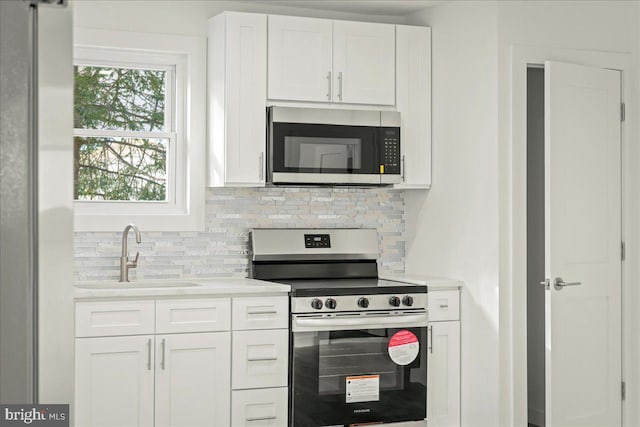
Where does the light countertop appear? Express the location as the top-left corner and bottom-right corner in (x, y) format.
(74, 277), (290, 300)
(379, 274), (462, 291)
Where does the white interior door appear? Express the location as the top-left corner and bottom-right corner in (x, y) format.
(544, 60), (622, 427)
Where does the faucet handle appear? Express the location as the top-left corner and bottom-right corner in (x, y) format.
(128, 251), (140, 267)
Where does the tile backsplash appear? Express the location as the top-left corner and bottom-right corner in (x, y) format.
(74, 187), (406, 281)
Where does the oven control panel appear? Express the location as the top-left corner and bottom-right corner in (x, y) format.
(292, 293), (428, 314)
(304, 234), (331, 248)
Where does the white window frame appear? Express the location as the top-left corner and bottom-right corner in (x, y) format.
(73, 28), (205, 232)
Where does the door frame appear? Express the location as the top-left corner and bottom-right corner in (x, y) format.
(500, 45), (636, 426)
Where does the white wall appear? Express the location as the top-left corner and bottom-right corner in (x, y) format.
(406, 1), (639, 426)
(405, 3), (500, 426)
(71, 0), (404, 36)
(495, 1), (639, 425)
(38, 3), (74, 416)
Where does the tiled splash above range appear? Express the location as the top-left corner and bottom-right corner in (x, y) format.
(74, 187), (406, 281)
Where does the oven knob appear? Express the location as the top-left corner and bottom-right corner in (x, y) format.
(357, 297), (370, 308)
(402, 295), (414, 307)
(325, 298), (337, 310)
(311, 298), (323, 310)
(389, 296), (401, 307)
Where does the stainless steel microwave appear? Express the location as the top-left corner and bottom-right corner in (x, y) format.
(267, 106), (401, 185)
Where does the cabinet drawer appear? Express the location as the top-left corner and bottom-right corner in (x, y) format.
(232, 388), (288, 427)
(232, 329), (288, 389)
(232, 296), (288, 330)
(156, 298), (231, 333)
(76, 300), (155, 337)
(428, 290), (460, 322)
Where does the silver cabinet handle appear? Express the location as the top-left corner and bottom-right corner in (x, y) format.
(439, 304), (449, 309)
(247, 356), (278, 362)
(326, 71), (332, 100)
(161, 338), (166, 370)
(247, 416), (277, 422)
(258, 152), (264, 181)
(553, 277), (582, 291)
(247, 310), (278, 315)
(401, 155), (406, 182)
(337, 72), (343, 101)
(146, 338), (152, 371)
(428, 325), (433, 354)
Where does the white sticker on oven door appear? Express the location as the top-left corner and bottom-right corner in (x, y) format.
(388, 330), (419, 365)
(346, 375), (380, 403)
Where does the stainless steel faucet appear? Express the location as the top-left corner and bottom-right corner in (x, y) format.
(119, 224), (141, 282)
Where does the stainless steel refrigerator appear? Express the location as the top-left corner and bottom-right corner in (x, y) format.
(0, 0), (68, 404)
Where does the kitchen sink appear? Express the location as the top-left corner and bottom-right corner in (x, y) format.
(75, 281), (202, 289)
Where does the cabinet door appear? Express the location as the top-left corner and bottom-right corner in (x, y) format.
(232, 329), (289, 390)
(232, 388), (288, 427)
(75, 336), (154, 427)
(209, 12), (267, 187)
(155, 332), (231, 427)
(333, 21), (395, 105)
(428, 321), (461, 427)
(268, 15), (333, 102)
(395, 25), (431, 189)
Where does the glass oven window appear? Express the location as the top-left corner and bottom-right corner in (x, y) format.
(318, 330), (401, 395)
(284, 137), (362, 170)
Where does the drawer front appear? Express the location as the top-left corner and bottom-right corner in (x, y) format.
(428, 290), (460, 322)
(156, 298), (231, 333)
(232, 388), (288, 427)
(232, 296), (288, 330)
(76, 300), (155, 338)
(232, 329), (288, 389)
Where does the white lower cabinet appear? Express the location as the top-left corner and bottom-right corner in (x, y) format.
(427, 289), (461, 427)
(76, 295), (289, 427)
(155, 332), (231, 427)
(428, 321), (460, 427)
(76, 335), (155, 427)
(230, 297), (289, 427)
(75, 298), (233, 427)
(231, 388), (288, 427)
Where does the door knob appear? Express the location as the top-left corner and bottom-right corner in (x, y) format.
(553, 277), (582, 291)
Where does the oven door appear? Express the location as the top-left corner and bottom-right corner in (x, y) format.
(291, 310), (428, 426)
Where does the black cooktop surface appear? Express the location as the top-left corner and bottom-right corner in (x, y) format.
(276, 278), (428, 297)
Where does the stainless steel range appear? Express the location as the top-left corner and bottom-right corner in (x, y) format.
(249, 228), (428, 427)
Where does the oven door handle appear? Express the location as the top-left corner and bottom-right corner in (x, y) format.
(292, 311), (428, 332)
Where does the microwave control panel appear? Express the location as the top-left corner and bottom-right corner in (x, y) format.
(381, 127), (401, 174)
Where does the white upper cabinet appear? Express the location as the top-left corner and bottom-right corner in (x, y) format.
(268, 15), (333, 102)
(395, 25), (431, 189)
(208, 12), (267, 187)
(267, 15), (396, 106)
(333, 21), (395, 105)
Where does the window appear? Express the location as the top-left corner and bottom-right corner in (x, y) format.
(73, 29), (205, 231)
(74, 63), (173, 202)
